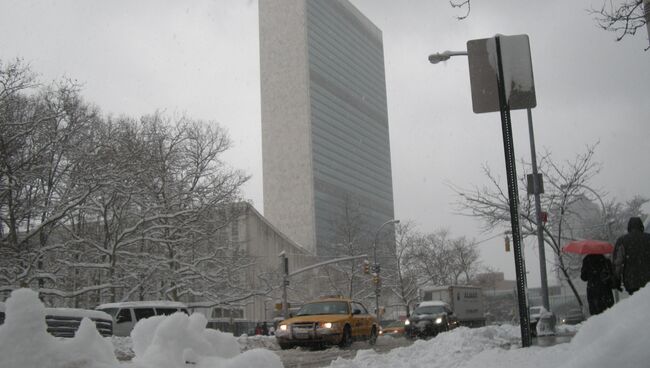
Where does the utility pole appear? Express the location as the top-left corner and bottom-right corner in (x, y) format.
(373, 219), (399, 322)
(279, 251), (289, 319)
(527, 108), (550, 312)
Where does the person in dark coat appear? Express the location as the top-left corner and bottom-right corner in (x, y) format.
(614, 217), (650, 295)
(581, 254), (614, 315)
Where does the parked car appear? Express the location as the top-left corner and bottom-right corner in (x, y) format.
(561, 309), (585, 325)
(404, 301), (458, 339)
(0, 301), (113, 337)
(379, 320), (405, 337)
(275, 296), (378, 349)
(96, 301), (189, 336)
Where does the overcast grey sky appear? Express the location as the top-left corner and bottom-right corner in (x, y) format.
(1, 0), (648, 285)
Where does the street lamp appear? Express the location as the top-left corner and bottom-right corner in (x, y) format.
(373, 219), (399, 321)
(560, 183), (613, 241)
(428, 50), (468, 64)
(427, 48), (551, 311)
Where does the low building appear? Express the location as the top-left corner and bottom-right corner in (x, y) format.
(188, 203), (320, 332)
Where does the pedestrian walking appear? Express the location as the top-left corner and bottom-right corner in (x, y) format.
(614, 217), (650, 295)
(262, 322), (269, 336)
(580, 254), (614, 315)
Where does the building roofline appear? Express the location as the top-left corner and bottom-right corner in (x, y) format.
(241, 202), (314, 256)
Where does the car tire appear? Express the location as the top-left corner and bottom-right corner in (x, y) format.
(279, 342), (294, 350)
(339, 325), (352, 348)
(368, 326), (378, 346)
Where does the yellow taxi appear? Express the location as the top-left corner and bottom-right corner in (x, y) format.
(275, 296), (378, 349)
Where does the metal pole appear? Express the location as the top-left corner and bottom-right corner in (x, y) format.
(373, 233), (379, 320)
(495, 36), (531, 347)
(527, 108), (550, 311)
(373, 219), (399, 321)
(280, 252), (289, 319)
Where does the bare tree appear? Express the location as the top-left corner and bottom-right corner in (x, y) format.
(452, 144), (647, 307)
(451, 1), (650, 48)
(384, 222), (420, 317)
(1, 60), (255, 307)
(590, 0), (649, 48)
(322, 195), (371, 300)
(0, 59), (104, 296)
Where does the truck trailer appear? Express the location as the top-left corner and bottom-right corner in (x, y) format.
(419, 285), (486, 327)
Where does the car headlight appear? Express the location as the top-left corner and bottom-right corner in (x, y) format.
(404, 319), (410, 326)
(279, 324), (288, 331)
(322, 322), (333, 329)
(435, 317), (443, 324)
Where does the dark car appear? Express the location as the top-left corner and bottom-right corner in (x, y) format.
(561, 309), (585, 325)
(404, 301), (457, 339)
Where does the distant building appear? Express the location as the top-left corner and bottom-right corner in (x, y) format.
(259, 0), (395, 257)
(190, 203), (319, 332)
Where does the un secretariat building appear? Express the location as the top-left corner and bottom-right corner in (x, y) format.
(259, 0), (395, 258)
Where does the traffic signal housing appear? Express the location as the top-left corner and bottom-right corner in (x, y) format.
(372, 275), (380, 286)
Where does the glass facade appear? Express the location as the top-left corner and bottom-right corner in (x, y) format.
(306, 0), (394, 256)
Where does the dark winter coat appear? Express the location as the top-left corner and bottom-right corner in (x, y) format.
(581, 254), (614, 315)
(614, 217), (650, 294)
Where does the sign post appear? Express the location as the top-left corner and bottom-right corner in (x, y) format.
(466, 34), (536, 347)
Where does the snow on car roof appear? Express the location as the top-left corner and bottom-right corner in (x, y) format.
(418, 301), (449, 307)
(45, 307), (112, 320)
(95, 300), (188, 309)
(1, 301), (110, 320)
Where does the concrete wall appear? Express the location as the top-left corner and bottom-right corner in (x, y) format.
(239, 204), (319, 322)
(259, 0), (317, 254)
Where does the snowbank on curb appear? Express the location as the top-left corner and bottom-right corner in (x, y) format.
(0, 288), (283, 368)
(0, 288), (118, 368)
(331, 285), (650, 368)
(237, 334), (280, 351)
(132, 312), (242, 367)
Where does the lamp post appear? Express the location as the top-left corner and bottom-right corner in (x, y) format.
(560, 183), (617, 302)
(373, 219), (399, 321)
(428, 48), (550, 311)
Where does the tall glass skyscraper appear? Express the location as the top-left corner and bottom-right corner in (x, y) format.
(259, 0), (394, 257)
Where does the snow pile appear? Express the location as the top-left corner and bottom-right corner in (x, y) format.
(331, 285), (650, 368)
(331, 324), (522, 368)
(237, 334), (280, 351)
(0, 288), (118, 368)
(0, 288), (282, 368)
(129, 310), (282, 368)
(109, 336), (135, 361)
(556, 285), (650, 368)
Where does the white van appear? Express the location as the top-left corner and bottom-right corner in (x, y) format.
(96, 301), (189, 336)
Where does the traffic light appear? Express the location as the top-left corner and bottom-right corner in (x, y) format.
(363, 260), (370, 274)
(505, 234), (511, 252)
(372, 275), (380, 285)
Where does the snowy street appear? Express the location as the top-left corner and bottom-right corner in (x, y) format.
(3, 286), (650, 368)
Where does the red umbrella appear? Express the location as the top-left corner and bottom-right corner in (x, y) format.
(562, 239), (614, 255)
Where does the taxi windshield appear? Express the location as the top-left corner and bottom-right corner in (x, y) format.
(296, 301), (349, 316)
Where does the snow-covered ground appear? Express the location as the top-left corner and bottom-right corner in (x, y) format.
(1, 286), (649, 368)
